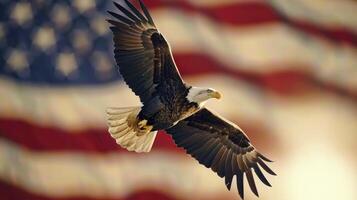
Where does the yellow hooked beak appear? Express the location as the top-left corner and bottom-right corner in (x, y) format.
(210, 91), (222, 99)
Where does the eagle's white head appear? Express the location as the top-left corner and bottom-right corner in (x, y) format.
(186, 87), (222, 107)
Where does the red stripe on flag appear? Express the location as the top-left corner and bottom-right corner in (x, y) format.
(141, 0), (357, 46)
(0, 117), (277, 153)
(0, 180), (178, 200)
(0, 119), (179, 153)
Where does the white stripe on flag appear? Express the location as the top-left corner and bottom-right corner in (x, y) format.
(0, 75), (267, 129)
(270, 0), (357, 32)
(0, 76), (139, 130)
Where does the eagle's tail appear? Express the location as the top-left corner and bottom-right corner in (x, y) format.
(106, 107), (157, 153)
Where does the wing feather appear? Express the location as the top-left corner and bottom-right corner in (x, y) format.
(217, 149), (229, 177)
(113, 2), (141, 23)
(167, 108), (276, 199)
(211, 147), (226, 177)
(236, 171), (244, 199)
(224, 149), (234, 190)
(205, 144), (223, 167)
(108, 11), (134, 25)
(194, 138), (218, 161)
(124, 0), (148, 22)
(138, 0), (155, 25)
(253, 165), (272, 187)
(108, 0), (185, 104)
(258, 158), (276, 176)
(245, 168), (259, 197)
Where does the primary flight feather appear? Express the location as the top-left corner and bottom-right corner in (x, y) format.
(106, 0), (276, 198)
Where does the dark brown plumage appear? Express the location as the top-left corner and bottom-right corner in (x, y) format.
(167, 108), (276, 198)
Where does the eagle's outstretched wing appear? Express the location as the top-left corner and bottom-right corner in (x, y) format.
(108, 0), (185, 104)
(167, 108), (276, 199)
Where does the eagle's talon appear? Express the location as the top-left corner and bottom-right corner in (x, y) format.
(138, 120), (148, 128)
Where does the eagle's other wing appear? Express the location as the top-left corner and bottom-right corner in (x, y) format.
(108, 0), (185, 104)
(167, 108), (276, 199)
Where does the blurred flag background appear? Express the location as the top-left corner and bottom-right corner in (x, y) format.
(0, 0), (357, 200)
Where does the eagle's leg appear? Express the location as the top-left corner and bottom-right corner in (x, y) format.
(137, 119), (153, 136)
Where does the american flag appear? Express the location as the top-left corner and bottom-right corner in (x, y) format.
(1, 0), (357, 200)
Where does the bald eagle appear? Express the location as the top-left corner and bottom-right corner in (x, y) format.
(106, 0), (276, 198)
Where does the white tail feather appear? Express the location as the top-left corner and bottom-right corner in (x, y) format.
(106, 107), (157, 153)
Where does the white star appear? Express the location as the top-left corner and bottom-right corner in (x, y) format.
(11, 2), (33, 25)
(92, 51), (113, 78)
(73, 0), (95, 13)
(90, 15), (109, 36)
(56, 52), (78, 77)
(6, 49), (29, 74)
(33, 26), (56, 51)
(72, 30), (92, 54)
(51, 4), (70, 29)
